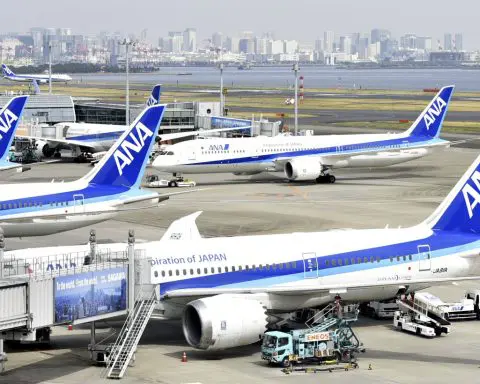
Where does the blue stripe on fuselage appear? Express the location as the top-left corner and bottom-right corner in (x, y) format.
(158, 230), (478, 295)
(184, 136), (445, 166)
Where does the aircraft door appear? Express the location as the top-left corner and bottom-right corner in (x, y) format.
(73, 194), (85, 213)
(302, 252), (318, 279)
(188, 147), (196, 161)
(417, 244), (431, 271)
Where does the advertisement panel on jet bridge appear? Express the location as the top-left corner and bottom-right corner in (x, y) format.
(53, 267), (127, 324)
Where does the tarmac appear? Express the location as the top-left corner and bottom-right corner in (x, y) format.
(1, 146), (480, 383)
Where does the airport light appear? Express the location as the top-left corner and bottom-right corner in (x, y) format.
(120, 38), (136, 126)
(219, 62), (224, 116)
(293, 62), (299, 136)
(48, 42), (52, 94)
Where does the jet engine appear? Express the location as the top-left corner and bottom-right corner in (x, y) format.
(34, 140), (55, 158)
(182, 295), (267, 350)
(284, 158), (322, 181)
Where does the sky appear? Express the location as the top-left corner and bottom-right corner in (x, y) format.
(2, 0), (478, 49)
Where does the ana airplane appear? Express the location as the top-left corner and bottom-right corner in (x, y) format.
(153, 86), (455, 184)
(0, 95), (33, 176)
(2, 64), (72, 84)
(8, 152), (480, 351)
(0, 103), (180, 238)
(29, 85), (163, 159)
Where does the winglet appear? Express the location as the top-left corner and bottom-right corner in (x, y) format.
(424, 154), (480, 233)
(82, 104), (166, 187)
(146, 84), (161, 106)
(0, 96), (29, 162)
(160, 211), (203, 242)
(405, 85), (454, 139)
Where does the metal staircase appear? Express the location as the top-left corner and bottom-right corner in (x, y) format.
(105, 287), (157, 379)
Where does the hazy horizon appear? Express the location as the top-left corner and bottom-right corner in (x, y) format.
(2, 0), (478, 49)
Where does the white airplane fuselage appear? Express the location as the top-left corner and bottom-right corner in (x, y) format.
(153, 132), (445, 175)
(4, 73), (72, 83)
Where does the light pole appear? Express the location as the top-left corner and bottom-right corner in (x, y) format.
(48, 42), (52, 94)
(120, 38), (135, 126)
(293, 62), (299, 136)
(219, 62), (224, 116)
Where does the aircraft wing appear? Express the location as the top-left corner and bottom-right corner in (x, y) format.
(16, 135), (98, 151)
(161, 274), (480, 299)
(158, 126), (252, 142)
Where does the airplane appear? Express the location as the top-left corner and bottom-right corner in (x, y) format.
(2, 63), (72, 85)
(0, 95), (33, 176)
(7, 152), (480, 351)
(0, 103), (185, 238)
(152, 86), (455, 184)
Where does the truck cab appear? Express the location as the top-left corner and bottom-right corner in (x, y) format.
(261, 331), (293, 367)
(465, 290), (480, 319)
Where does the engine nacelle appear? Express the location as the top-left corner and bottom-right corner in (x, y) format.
(284, 158), (322, 181)
(34, 140), (55, 158)
(182, 295), (267, 350)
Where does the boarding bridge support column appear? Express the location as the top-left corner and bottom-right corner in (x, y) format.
(128, 230), (135, 315)
(0, 229), (4, 279)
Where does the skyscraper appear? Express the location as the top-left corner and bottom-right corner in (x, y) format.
(183, 28), (196, 52)
(340, 36), (352, 54)
(324, 31), (334, 53)
(454, 33), (463, 51)
(444, 33), (452, 51)
(212, 32), (223, 49)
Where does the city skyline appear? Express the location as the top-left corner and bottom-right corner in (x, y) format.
(1, 0), (477, 50)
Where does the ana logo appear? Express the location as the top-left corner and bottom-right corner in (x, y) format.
(146, 95), (158, 106)
(113, 121), (153, 175)
(423, 96), (447, 130)
(2, 65), (13, 76)
(462, 170), (480, 219)
(209, 144), (229, 151)
(0, 109), (18, 139)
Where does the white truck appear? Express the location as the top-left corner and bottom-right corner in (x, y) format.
(393, 311), (450, 338)
(360, 299), (399, 319)
(464, 290), (480, 319)
(414, 292), (476, 321)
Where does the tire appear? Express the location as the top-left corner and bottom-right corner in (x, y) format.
(168, 181), (178, 188)
(282, 357), (291, 368)
(328, 175), (336, 183)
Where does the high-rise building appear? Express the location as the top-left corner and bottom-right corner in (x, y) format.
(168, 31), (183, 53)
(324, 31), (334, 52)
(314, 39), (323, 52)
(267, 40), (284, 55)
(400, 34), (417, 50)
(183, 28), (196, 52)
(454, 33), (463, 51)
(283, 40), (298, 54)
(417, 37), (432, 51)
(255, 37), (268, 54)
(444, 33), (452, 51)
(358, 37), (369, 59)
(226, 36), (240, 53)
(239, 38), (254, 54)
(30, 27), (45, 61)
(371, 29), (390, 44)
(340, 36), (352, 54)
(212, 32), (223, 49)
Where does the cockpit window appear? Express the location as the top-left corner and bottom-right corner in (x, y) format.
(166, 151), (174, 155)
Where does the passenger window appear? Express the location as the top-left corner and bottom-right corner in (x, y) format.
(409, 255), (412, 261)
(351, 258), (355, 265)
(161, 271), (165, 277)
(357, 257), (362, 264)
(272, 264), (276, 270)
(225, 266), (229, 272)
(376, 256), (380, 263)
(259, 264), (263, 270)
(204, 268), (208, 274)
(403, 256), (406, 261)
(238, 266), (243, 271)
(168, 270), (172, 276)
(338, 259), (343, 266)
(370, 257), (374, 263)
(190, 269), (194, 275)
(245, 265), (249, 270)
(232, 266), (236, 272)
(176, 270), (180, 276)
(291, 261), (296, 269)
(197, 268), (201, 274)
(363, 257), (369, 264)
(218, 267), (222, 273)
(332, 259), (337, 266)
(397, 256), (401, 262)
(266, 264), (270, 271)
(345, 258), (350, 265)
(279, 263), (283, 269)
(211, 267), (215, 273)
(183, 269), (187, 276)
(325, 260), (330, 266)
(252, 264), (256, 270)
(390, 257), (393, 263)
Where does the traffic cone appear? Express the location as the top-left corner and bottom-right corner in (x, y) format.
(181, 351), (187, 363)
(67, 324), (73, 331)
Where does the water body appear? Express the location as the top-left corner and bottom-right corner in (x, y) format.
(72, 66), (480, 91)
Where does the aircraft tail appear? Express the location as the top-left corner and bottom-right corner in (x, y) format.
(405, 85), (454, 139)
(2, 64), (15, 77)
(146, 84), (161, 106)
(0, 96), (29, 162)
(82, 104), (166, 188)
(424, 155), (480, 234)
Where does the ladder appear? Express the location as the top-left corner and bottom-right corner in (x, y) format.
(396, 299), (451, 327)
(105, 287), (157, 379)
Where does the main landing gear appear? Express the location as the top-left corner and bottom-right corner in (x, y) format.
(316, 174), (336, 184)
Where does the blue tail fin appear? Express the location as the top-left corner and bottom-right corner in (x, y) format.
(146, 84), (161, 106)
(405, 85), (454, 139)
(425, 155), (480, 233)
(2, 64), (15, 77)
(82, 104), (166, 187)
(0, 96), (29, 162)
